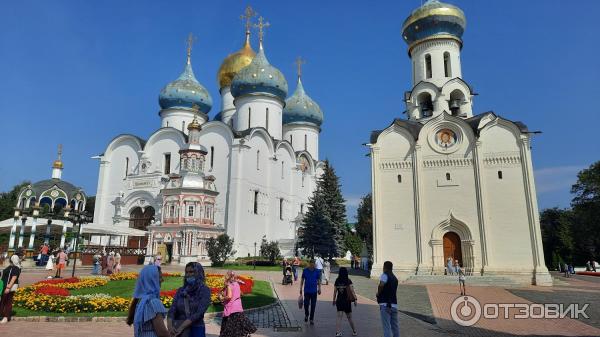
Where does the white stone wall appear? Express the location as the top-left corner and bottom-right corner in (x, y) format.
(233, 96), (284, 140)
(159, 108), (208, 133)
(411, 39), (462, 87)
(283, 124), (320, 160)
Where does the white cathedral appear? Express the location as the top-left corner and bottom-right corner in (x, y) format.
(369, 1), (552, 285)
(91, 11), (324, 262)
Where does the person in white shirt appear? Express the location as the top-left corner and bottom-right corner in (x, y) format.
(315, 255), (324, 284)
(457, 265), (466, 296)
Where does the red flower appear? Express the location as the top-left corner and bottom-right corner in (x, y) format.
(35, 286), (71, 296)
(160, 289), (177, 297)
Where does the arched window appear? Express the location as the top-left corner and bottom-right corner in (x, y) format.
(166, 121), (169, 127)
(397, 175), (402, 183)
(498, 171), (503, 180)
(253, 191), (259, 214)
(446, 173), (451, 181)
(164, 153), (171, 174)
(444, 52), (452, 77)
(279, 198), (284, 220)
(412, 60), (416, 83)
(290, 134), (293, 144)
(210, 146), (215, 170)
(417, 92), (433, 117)
(304, 134), (307, 151)
(256, 150), (260, 171)
(248, 107), (252, 129)
(129, 206), (155, 231)
(265, 107), (269, 131)
(182, 121), (185, 131)
(281, 161), (284, 179)
(449, 89), (465, 116)
(425, 54), (432, 79)
(125, 157), (129, 179)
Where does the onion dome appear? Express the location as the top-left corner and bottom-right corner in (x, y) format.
(187, 115), (202, 131)
(159, 55), (212, 114)
(283, 77), (323, 127)
(230, 42), (288, 101)
(217, 32), (256, 89)
(402, 0), (466, 50)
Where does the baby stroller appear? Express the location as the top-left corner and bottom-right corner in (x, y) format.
(282, 265), (293, 285)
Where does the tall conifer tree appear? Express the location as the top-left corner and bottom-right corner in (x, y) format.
(320, 160), (347, 256)
(297, 185), (336, 258)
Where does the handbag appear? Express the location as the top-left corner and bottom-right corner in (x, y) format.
(297, 295), (303, 309)
(172, 295), (191, 337)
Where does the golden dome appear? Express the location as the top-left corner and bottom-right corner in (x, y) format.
(217, 34), (256, 89)
(52, 159), (63, 169)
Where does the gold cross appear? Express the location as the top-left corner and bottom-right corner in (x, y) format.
(186, 33), (196, 61)
(295, 56), (306, 78)
(240, 5), (256, 33)
(253, 16), (270, 42)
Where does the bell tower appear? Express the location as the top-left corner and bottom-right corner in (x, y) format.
(402, 0), (474, 120)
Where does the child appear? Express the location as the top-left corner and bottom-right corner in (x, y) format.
(45, 251), (55, 279)
(457, 264), (466, 295)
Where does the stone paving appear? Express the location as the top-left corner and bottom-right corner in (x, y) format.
(6, 265), (600, 336)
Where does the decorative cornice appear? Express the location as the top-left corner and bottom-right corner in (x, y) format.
(483, 152), (522, 167)
(380, 160), (413, 170)
(423, 157), (473, 168)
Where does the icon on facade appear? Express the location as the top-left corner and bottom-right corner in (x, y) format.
(436, 128), (457, 149)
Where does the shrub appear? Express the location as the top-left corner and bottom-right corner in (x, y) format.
(206, 234), (237, 267)
(259, 238), (281, 264)
(245, 260), (277, 266)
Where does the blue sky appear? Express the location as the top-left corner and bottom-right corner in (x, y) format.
(0, 0), (598, 219)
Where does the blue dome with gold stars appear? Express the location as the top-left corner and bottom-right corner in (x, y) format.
(231, 44), (288, 101)
(159, 59), (212, 114)
(402, 0), (466, 51)
(283, 78), (323, 127)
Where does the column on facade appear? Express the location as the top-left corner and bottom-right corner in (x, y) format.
(44, 219), (52, 245)
(412, 144), (427, 274)
(28, 216), (38, 249)
(370, 146), (382, 269)
(473, 141), (490, 273)
(9, 217), (18, 249)
(17, 218), (26, 248)
(59, 219), (68, 248)
(430, 239), (443, 274)
(461, 239), (475, 275)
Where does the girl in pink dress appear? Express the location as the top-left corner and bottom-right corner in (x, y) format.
(219, 271), (256, 337)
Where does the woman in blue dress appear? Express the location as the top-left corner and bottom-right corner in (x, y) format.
(127, 265), (170, 337)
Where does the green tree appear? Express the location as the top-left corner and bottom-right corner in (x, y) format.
(344, 233), (363, 257)
(206, 233), (236, 267)
(298, 185), (337, 258)
(320, 160), (347, 256)
(259, 236), (281, 264)
(540, 208), (573, 269)
(0, 181), (30, 220)
(355, 193), (373, 257)
(570, 161), (600, 262)
(85, 196), (95, 220)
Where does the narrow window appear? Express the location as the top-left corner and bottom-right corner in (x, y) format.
(125, 157), (129, 178)
(279, 198), (284, 220)
(425, 54), (432, 79)
(446, 173), (451, 181)
(397, 174), (402, 183)
(498, 171), (503, 179)
(166, 121), (169, 127)
(412, 60), (416, 83)
(256, 150), (260, 170)
(164, 153), (171, 174)
(210, 146), (214, 170)
(281, 161), (284, 179)
(302, 174), (305, 187)
(248, 107), (251, 129)
(304, 134), (307, 151)
(188, 205), (194, 217)
(444, 52), (452, 77)
(290, 134), (293, 144)
(182, 121), (185, 131)
(265, 107), (269, 131)
(300, 203), (305, 214)
(253, 191), (259, 214)
(169, 205), (175, 218)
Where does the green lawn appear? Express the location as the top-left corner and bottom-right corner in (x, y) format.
(15, 278), (275, 317)
(211, 264), (283, 271)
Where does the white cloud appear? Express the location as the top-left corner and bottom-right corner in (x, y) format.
(344, 196), (363, 208)
(534, 165), (584, 194)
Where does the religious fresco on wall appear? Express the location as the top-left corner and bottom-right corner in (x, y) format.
(435, 128), (457, 149)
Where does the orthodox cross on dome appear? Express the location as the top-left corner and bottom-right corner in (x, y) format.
(56, 144), (63, 161)
(186, 32), (196, 64)
(295, 56), (306, 79)
(253, 16), (270, 44)
(240, 5), (256, 34)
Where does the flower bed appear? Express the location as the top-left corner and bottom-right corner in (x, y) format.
(109, 271), (183, 281)
(15, 273), (254, 314)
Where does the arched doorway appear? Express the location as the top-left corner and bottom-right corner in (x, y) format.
(443, 231), (462, 266)
(129, 206), (154, 248)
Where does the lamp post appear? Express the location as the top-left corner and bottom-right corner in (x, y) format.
(64, 209), (92, 278)
(254, 242), (257, 270)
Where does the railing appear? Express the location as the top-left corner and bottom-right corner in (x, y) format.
(79, 245), (147, 256)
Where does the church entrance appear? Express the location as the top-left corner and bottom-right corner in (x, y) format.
(443, 231), (462, 266)
(129, 206), (154, 248)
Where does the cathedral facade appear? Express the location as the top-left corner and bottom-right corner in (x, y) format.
(369, 1), (551, 285)
(91, 11), (324, 261)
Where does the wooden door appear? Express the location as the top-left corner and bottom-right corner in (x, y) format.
(443, 231), (462, 266)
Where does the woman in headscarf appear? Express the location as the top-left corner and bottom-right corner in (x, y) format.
(219, 270), (257, 337)
(167, 262), (211, 337)
(106, 251), (115, 275)
(126, 265), (169, 337)
(0, 255), (22, 324)
(114, 252), (122, 273)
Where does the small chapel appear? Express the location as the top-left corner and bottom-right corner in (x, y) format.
(369, 0), (552, 285)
